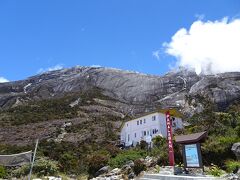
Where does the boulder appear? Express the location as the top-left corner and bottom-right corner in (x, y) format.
(128, 172), (135, 179)
(95, 166), (110, 176)
(231, 143), (240, 160)
(125, 160), (134, 167)
(110, 168), (121, 175)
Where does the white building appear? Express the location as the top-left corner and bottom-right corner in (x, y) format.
(120, 109), (183, 147)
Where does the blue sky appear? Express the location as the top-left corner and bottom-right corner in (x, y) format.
(0, 0), (239, 81)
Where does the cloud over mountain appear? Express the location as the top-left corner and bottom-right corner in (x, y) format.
(0, 77), (9, 83)
(163, 18), (240, 74)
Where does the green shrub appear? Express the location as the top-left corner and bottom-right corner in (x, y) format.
(225, 160), (240, 173)
(59, 153), (78, 173)
(207, 164), (224, 177)
(133, 159), (146, 176)
(105, 144), (120, 158)
(87, 154), (109, 177)
(152, 136), (167, 147)
(139, 140), (148, 150)
(109, 149), (146, 168)
(156, 151), (169, 166)
(34, 157), (59, 177)
(12, 164), (30, 178)
(0, 165), (7, 178)
(12, 157), (59, 178)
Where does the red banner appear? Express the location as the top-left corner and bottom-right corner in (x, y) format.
(166, 111), (175, 166)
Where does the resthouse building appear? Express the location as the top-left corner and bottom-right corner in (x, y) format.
(120, 109), (183, 147)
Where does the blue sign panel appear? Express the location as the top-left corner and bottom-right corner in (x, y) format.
(185, 144), (200, 167)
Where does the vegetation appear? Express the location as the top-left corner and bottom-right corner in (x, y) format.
(11, 157), (59, 178)
(0, 88), (112, 126)
(0, 90), (239, 177)
(185, 97), (240, 168)
(87, 154), (109, 177)
(133, 159), (146, 175)
(207, 164), (224, 177)
(225, 160), (240, 173)
(109, 149), (146, 168)
(0, 165), (7, 179)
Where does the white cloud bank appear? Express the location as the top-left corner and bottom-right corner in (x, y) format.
(38, 64), (64, 74)
(163, 17), (240, 74)
(0, 77), (9, 83)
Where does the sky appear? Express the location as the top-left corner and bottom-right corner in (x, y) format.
(0, 0), (240, 82)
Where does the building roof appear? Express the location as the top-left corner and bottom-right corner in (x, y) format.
(121, 108), (184, 129)
(175, 131), (207, 144)
(132, 108), (183, 120)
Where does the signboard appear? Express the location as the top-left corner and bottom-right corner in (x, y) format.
(185, 144), (200, 167)
(165, 111), (175, 166)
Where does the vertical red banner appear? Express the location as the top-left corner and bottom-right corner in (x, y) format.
(166, 111), (175, 166)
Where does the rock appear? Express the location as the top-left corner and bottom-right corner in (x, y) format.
(96, 166), (110, 176)
(110, 168), (121, 175)
(144, 156), (157, 167)
(231, 143), (240, 160)
(128, 172), (135, 179)
(125, 160), (134, 167)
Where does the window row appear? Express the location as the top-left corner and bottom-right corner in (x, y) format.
(130, 128), (159, 140)
(137, 119), (146, 125)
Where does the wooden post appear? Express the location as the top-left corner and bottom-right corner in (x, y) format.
(28, 139), (39, 180)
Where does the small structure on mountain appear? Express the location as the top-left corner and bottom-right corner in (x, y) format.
(175, 131), (207, 171)
(120, 109), (183, 147)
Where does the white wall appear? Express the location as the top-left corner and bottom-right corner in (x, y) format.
(120, 112), (183, 147)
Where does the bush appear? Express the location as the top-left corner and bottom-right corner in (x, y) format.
(87, 154), (109, 177)
(207, 164), (224, 177)
(225, 160), (240, 173)
(12, 164), (30, 178)
(133, 159), (146, 176)
(33, 157), (59, 177)
(105, 144), (120, 158)
(152, 136), (166, 147)
(109, 149), (146, 168)
(12, 157), (59, 178)
(0, 165), (7, 178)
(59, 153), (78, 173)
(139, 140), (148, 150)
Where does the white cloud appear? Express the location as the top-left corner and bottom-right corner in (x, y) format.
(38, 64), (64, 74)
(163, 17), (240, 74)
(90, 65), (102, 68)
(152, 50), (160, 60)
(0, 77), (9, 83)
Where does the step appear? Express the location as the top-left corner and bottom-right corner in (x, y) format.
(140, 174), (221, 180)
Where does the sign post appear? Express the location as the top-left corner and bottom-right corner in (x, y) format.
(175, 131), (207, 173)
(166, 111), (175, 166)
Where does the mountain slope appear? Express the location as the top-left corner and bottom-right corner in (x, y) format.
(0, 66), (240, 146)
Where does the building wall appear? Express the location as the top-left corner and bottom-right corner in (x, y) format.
(120, 112), (183, 147)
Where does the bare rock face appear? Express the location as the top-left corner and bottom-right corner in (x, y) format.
(0, 66), (240, 114)
(232, 142), (240, 160)
(0, 66), (240, 146)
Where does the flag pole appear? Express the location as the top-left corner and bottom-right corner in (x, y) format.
(28, 139), (39, 180)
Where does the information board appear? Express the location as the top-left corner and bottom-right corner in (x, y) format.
(185, 144), (200, 167)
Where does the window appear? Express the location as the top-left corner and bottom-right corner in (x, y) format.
(140, 120), (142, 124)
(134, 133), (137, 138)
(144, 131), (146, 136)
(152, 129), (158, 134)
(144, 119), (146, 123)
(127, 123), (128, 127)
(137, 121), (139, 125)
(152, 116), (156, 121)
(128, 134), (130, 142)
